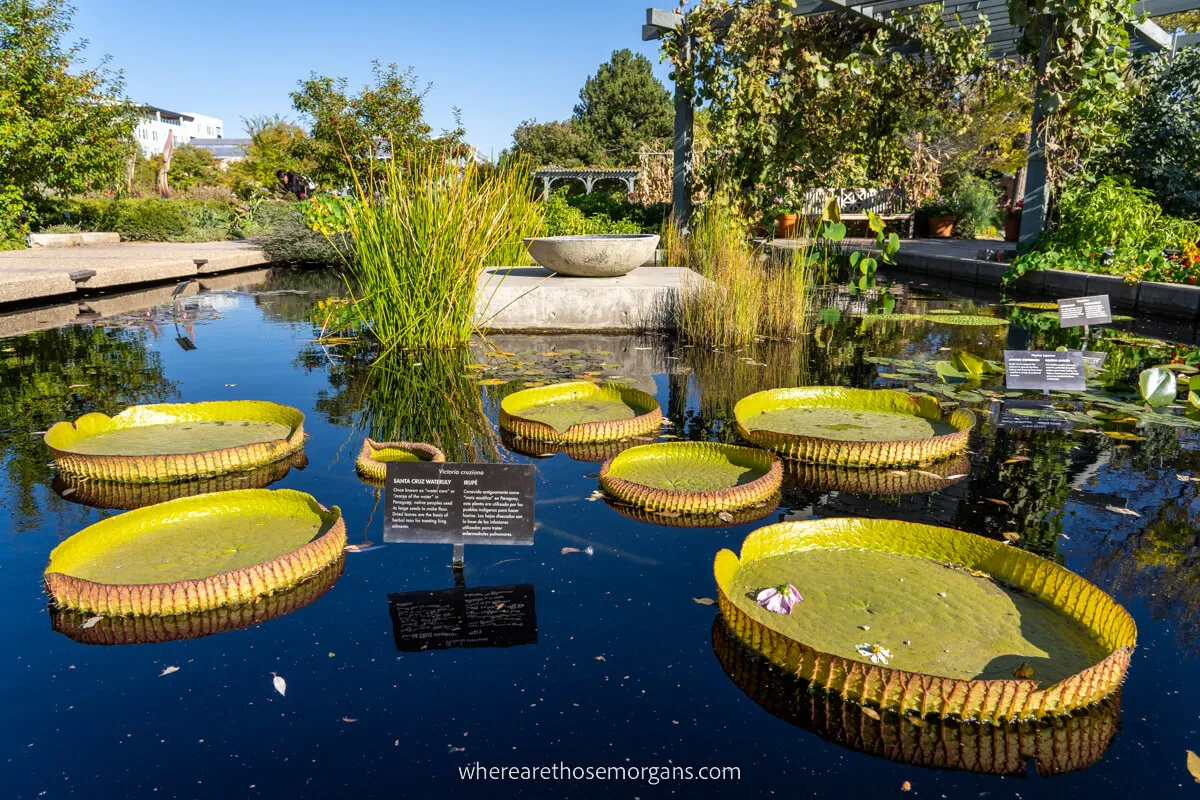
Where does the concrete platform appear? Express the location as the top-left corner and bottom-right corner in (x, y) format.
(475, 266), (705, 332)
(0, 240), (267, 305)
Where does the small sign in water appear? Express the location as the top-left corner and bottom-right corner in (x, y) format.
(1057, 295), (1112, 328)
(388, 584), (538, 652)
(996, 400), (1078, 431)
(1004, 350), (1087, 392)
(384, 462), (535, 546)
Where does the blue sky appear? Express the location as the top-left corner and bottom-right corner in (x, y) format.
(72, 0), (674, 157)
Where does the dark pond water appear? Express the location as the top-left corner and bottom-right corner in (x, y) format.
(3, 268), (1200, 799)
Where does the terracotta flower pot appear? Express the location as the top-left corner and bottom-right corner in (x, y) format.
(775, 213), (800, 239)
(928, 216), (956, 238)
(1004, 214), (1021, 242)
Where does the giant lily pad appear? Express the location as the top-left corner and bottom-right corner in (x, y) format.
(714, 519), (1136, 722)
(735, 388), (974, 466)
(784, 454), (971, 496)
(500, 381), (662, 444)
(45, 401), (306, 484)
(355, 439), (445, 484)
(50, 558), (344, 645)
(52, 451), (309, 511)
(599, 442), (782, 515)
(44, 489), (346, 616)
(711, 617), (1119, 777)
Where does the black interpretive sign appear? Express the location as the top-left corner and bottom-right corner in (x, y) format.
(388, 584), (538, 652)
(1004, 350), (1087, 392)
(996, 400), (1077, 432)
(384, 462), (535, 546)
(1057, 295), (1112, 328)
(1081, 351), (1109, 373)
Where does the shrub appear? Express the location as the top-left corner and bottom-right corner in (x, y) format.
(256, 210), (347, 266)
(99, 199), (188, 241)
(950, 176), (1000, 239)
(543, 189), (640, 236)
(566, 191), (669, 233)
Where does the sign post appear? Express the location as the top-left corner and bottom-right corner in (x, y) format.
(1004, 350), (1088, 393)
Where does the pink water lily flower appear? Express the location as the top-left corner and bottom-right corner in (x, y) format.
(756, 584), (802, 614)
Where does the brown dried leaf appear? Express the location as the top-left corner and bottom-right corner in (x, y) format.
(691, 597), (716, 606)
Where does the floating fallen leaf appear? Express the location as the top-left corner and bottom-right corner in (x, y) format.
(861, 706), (881, 721)
(344, 544), (385, 553)
(984, 498), (1010, 506)
(561, 547), (581, 555)
(691, 597), (716, 606)
(160, 665), (180, 677)
(717, 511), (734, 523)
(1102, 431), (1145, 441)
(1002, 531), (1021, 542)
(224, 383), (236, 387)
(1106, 505), (1141, 517)
(1188, 750), (1200, 783)
(594, 655), (606, 661)
(272, 672), (287, 697)
(342, 717), (357, 723)
(946, 473), (969, 480)
(81, 616), (103, 629)
(901, 780), (912, 792)
(1004, 456), (1031, 464)
(587, 490), (605, 502)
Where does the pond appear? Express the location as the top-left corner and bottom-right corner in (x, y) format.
(3, 267), (1200, 798)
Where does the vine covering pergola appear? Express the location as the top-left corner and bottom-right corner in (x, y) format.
(643, 1), (1200, 242)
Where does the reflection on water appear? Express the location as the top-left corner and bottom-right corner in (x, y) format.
(5, 270), (1200, 797)
(711, 618), (1120, 777)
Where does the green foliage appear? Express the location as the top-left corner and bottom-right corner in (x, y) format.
(257, 208), (347, 267)
(508, 119), (595, 168)
(228, 115), (312, 195)
(573, 49), (673, 167)
(568, 192), (669, 233)
(669, 2), (990, 216)
(162, 144), (221, 192)
(950, 175), (1001, 239)
(925, 61), (1033, 182)
(0, 0), (136, 237)
(98, 199), (188, 241)
(1006, 176), (1200, 284)
(0, 184), (28, 248)
(334, 151), (543, 352)
(290, 61), (459, 189)
(1139, 366), (1178, 407)
(542, 189), (642, 236)
(1009, 0), (1136, 185)
(1110, 47), (1200, 216)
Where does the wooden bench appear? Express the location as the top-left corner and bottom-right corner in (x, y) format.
(801, 188), (913, 234)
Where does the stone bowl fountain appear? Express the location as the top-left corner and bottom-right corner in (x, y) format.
(523, 234), (660, 277)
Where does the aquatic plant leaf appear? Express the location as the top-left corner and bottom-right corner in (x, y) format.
(692, 597), (716, 606)
(821, 197), (841, 224)
(1138, 367), (1177, 407)
(1188, 750), (1200, 783)
(500, 382), (661, 444)
(950, 351), (988, 377)
(935, 362), (968, 384)
(824, 222), (847, 242)
(818, 307), (842, 324)
(599, 442), (781, 514)
(273, 673), (287, 697)
(160, 665), (180, 676)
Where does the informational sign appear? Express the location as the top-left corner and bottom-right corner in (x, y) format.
(996, 400), (1077, 432)
(1004, 350), (1087, 392)
(388, 584), (538, 652)
(1057, 295), (1112, 328)
(384, 462), (535, 546)
(1081, 351), (1109, 373)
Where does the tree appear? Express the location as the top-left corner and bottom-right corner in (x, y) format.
(290, 61), (457, 188)
(228, 114), (312, 192)
(573, 49), (673, 167)
(1110, 47), (1200, 216)
(0, 0), (136, 237)
(507, 119), (596, 167)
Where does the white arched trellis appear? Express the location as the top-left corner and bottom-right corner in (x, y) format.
(535, 168), (641, 199)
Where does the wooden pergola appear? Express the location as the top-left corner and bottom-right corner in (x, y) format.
(642, 1), (1200, 242)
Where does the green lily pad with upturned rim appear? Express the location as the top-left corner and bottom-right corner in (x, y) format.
(783, 453), (971, 496)
(599, 442), (782, 515)
(500, 381), (662, 444)
(714, 518), (1136, 722)
(44, 489), (346, 617)
(50, 557), (344, 645)
(355, 439), (446, 484)
(735, 387), (974, 466)
(710, 616), (1120, 777)
(44, 401), (306, 484)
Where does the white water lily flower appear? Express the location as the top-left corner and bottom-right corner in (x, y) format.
(856, 642), (892, 666)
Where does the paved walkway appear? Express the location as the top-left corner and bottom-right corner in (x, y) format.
(0, 240), (268, 305)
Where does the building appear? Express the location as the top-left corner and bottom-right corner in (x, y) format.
(133, 106), (224, 157)
(189, 138), (250, 165)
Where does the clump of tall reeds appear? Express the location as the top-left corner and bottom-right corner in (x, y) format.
(336, 150), (543, 353)
(671, 201), (828, 346)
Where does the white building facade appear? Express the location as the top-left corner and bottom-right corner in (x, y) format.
(133, 106), (224, 157)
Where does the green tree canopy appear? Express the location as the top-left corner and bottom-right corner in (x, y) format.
(0, 0), (136, 198)
(508, 119), (596, 168)
(228, 114), (312, 191)
(573, 49), (673, 167)
(289, 61), (460, 188)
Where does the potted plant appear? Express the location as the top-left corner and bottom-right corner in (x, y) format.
(773, 196), (801, 239)
(920, 199), (958, 238)
(1003, 201), (1022, 242)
